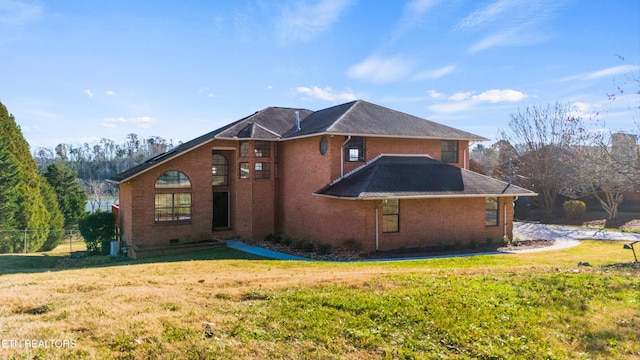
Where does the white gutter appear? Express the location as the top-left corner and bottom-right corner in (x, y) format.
(340, 136), (351, 177)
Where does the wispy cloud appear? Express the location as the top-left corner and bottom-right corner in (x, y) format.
(276, 0), (354, 45)
(296, 86), (357, 102)
(457, 0), (565, 53)
(429, 88), (527, 113)
(105, 90), (116, 96)
(555, 64), (640, 82)
(0, 0), (43, 27)
(414, 65), (456, 80)
(101, 116), (158, 129)
(84, 89), (94, 98)
(347, 55), (414, 84)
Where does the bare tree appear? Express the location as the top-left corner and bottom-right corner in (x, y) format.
(499, 102), (589, 217)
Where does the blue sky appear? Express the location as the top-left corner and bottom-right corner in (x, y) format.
(1, 0), (639, 151)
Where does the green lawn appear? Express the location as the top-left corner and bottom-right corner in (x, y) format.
(0, 240), (638, 359)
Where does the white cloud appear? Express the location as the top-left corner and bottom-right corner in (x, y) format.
(448, 92), (472, 101)
(101, 116), (158, 129)
(427, 90), (445, 99)
(105, 90), (116, 96)
(276, 0), (354, 45)
(415, 65), (456, 80)
(296, 86), (357, 102)
(347, 56), (414, 84)
(101, 117), (126, 128)
(131, 116), (157, 129)
(472, 89), (526, 103)
(84, 89), (94, 98)
(429, 89), (527, 114)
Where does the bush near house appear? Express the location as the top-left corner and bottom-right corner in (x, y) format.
(78, 211), (115, 255)
(564, 200), (586, 219)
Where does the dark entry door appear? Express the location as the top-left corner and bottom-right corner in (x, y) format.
(213, 192), (229, 229)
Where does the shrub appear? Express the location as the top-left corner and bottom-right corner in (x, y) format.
(563, 200), (586, 220)
(342, 238), (362, 251)
(78, 211), (115, 255)
(468, 239), (478, 249)
(293, 239), (315, 252)
(316, 243), (332, 255)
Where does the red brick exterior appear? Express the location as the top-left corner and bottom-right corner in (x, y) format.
(116, 134), (515, 258)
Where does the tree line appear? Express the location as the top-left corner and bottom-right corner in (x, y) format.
(0, 100), (176, 253)
(471, 101), (639, 221)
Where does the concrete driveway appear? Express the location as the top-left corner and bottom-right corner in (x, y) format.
(511, 222), (640, 253)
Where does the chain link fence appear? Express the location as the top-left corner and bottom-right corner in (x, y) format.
(0, 230), (80, 254)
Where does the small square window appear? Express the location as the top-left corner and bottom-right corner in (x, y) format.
(239, 162), (249, 179)
(345, 136), (365, 162)
(441, 140), (458, 163)
(255, 141), (270, 157)
(255, 162), (270, 179)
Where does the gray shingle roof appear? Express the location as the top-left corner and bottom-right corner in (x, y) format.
(283, 100), (488, 141)
(109, 100), (488, 183)
(314, 155), (537, 199)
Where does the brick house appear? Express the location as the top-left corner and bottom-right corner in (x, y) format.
(109, 100), (536, 258)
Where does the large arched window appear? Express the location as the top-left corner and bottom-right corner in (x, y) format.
(155, 170), (191, 188)
(212, 154), (229, 186)
(154, 171), (192, 223)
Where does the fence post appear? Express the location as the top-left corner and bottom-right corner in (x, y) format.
(24, 229), (27, 254)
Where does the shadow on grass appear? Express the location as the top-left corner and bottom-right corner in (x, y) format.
(0, 247), (268, 276)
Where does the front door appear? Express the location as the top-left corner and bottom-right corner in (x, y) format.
(213, 192), (229, 230)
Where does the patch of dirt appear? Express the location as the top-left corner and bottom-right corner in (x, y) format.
(497, 239), (556, 252)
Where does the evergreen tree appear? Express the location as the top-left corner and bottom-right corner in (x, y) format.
(0, 101), (52, 252)
(44, 162), (88, 227)
(38, 176), (65, 251)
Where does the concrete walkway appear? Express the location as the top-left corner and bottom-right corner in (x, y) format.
(226, 223), (640, 260)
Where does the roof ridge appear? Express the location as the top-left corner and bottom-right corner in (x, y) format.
(253, 123), (282, 138)
(329, 153), (383, 186)
(326, 100), (359, 132)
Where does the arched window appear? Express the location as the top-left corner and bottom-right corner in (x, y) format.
(154, 171), (192, 223)
(212, 154), (229, 186)
(155, 170), (191, 188)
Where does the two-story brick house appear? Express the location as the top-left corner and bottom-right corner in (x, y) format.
(109, 100), (535, 258)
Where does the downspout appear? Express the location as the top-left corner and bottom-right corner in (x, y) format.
(374, 200), (384, 251)
(503, 199), (508, 239)
(340, 136), (351, 177)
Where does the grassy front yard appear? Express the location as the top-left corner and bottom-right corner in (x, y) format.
(0, 240), (638, 359)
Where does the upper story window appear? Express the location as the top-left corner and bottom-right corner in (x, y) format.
(441, 140), (459, 163)
(254, 141), (270, 157)
(155, 170), (191, 188)
(239, 162), (250, 179)
(319, 136), (328, 155)
(345, 136), (365, 162)
(239, 141), (250, 157)
(212, 154), (229, 186)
